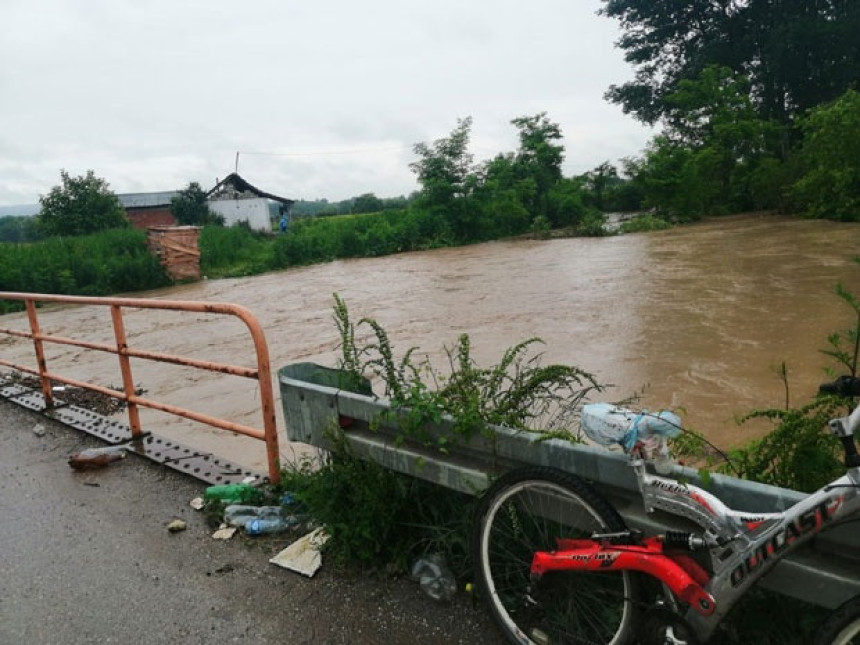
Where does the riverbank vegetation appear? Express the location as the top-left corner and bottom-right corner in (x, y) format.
(0, 228), (170, 313)
(0, 3), (857, 289)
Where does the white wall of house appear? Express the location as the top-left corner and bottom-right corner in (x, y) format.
(208, 198), (272, 232)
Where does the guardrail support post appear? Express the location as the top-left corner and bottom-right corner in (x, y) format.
(25, 299), (54, 408)
(110, 304), (142, 437)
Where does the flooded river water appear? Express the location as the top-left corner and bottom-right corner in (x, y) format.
(2, 213), (859, 473)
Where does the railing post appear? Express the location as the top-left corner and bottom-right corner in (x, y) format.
(242, 312), (281, 485)
(110, 304), (142, 437)
(25, 299), (53, 408)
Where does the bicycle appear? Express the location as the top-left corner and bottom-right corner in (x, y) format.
(472, 377), (860, 645)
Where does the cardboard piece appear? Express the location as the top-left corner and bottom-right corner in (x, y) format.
(269, 527), (329, 577)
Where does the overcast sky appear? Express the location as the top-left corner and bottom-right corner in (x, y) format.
(0, 0), (655, 206)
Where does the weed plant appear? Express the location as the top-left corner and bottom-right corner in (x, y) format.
(198, 224), (272, 278)
(280, 294), (603, 579)
(280, 442), (477, 576)
(331, 293), (602, 448)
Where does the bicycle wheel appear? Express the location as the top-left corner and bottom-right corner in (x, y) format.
(816, 596), (860, 645)
(472, 466), (638, 645)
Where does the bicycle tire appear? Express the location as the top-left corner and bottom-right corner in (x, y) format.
(472, 466), (638, 645)
(815, 596), (860, 645)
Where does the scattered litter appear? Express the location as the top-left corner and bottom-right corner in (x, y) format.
(189, 497), (205, 511)
(214, 563), (234, 574)
(83, 482), (100, 488)
(411, 554), (457, 601)
(167, 519), (187, 533)
(32, 423), (46, 437)
(204, 483), (263, 505)
(212, 524), (237, 540)
(68, 445), (128, 471)
(223, 504), (283, 528)
(241, 475), (258, 484)
(269, 527), (329, 577)
(246, 515), (299, 536)
(52, 386), (66, 392)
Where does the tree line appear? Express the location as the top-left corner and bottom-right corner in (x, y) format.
(2, 0), (857, 296)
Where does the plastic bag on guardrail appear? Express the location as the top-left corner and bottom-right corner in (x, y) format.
(581, 403), (681, 452)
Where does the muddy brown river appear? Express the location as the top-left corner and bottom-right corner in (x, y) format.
(2, 213), (859, 473)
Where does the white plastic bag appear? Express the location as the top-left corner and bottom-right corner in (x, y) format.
(581, 404), (681, 452)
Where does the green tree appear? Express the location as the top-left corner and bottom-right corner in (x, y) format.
(627, 66), (781, 219)
(352, 193), (384, 214)
(37, 170), (129, 237)
(600, 0), (860, 126)
(511, 113), (564, 217)
(170, 182), (223, 226)
(410, 117), (475, 207)
(580, 162), (619, 211)
(791, 89), (860, 221)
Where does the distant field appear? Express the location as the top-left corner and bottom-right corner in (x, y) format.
(0, 204), (38, 217)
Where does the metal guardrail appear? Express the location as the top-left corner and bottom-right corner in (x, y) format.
(0, 292), (281, 484)
(279, 362), (860, 610)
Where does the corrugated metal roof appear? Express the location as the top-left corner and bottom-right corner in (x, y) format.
(117, 192), (180, 209)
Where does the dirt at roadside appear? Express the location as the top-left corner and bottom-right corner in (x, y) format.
(0, 397), (502, 645)
(1, 371), (142, 416)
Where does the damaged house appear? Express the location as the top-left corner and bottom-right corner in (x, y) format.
(205, 173), (294, 232)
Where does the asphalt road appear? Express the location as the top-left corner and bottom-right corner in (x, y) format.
(0, 399), (500, 645)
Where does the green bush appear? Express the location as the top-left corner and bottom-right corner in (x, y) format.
(791, 90), (860, 221)
(0, 229), (169, 312)
(199, 224), (272, 277)
(281, 448), (476, 574)
(619, 214), (672, 233)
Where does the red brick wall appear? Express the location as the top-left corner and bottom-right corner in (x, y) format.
(127, 208), (177, 230)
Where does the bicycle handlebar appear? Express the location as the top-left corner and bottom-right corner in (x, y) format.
(819, 375), (860, 397)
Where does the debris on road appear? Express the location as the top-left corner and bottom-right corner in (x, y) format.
(269, 527), (328, 577)
(212, 524), (237, 540)
(68, 445), (128, 470)
(167, 519), (187, 533)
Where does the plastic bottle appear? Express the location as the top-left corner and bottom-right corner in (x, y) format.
(204, 483), (264, 505)
(410, 554), (457, 601)
(68, 445), (128, 470)
(245, 515), (298, 536)
(223, 505), (285, 528)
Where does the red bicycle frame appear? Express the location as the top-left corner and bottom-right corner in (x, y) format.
(531, 537), (716, 616)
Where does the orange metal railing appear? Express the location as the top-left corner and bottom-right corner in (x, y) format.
(0, 292), (280, 484)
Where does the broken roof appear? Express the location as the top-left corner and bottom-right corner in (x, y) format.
(206, 173), (294, 205)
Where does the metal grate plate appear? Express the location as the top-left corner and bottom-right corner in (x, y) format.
(6, 384), (266, 486)
(44, 405), (134, 444)
(128, 435), (263, 485)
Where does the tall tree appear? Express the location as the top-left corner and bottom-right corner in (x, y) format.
(581, 162), (619, 211)
(410, 117), (475, 206)
(600, 0), (860, 126)
(511, 113), (565, 216)
(171, 182), (223, 226)
(38, 170), (129, 237)
(791, 89), (860, 221)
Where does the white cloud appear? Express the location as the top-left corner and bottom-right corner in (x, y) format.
(0, 0), (654, 205)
